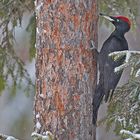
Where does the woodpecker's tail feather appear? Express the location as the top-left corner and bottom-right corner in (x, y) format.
(109, 89), (115, 101)
(92, 83), (105, 125)
(104, 89), (115, 102)
(104, 90), (110, 103)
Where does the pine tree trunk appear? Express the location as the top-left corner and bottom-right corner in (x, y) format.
(34, 0), (98, 139)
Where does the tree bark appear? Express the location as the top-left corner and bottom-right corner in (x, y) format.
(34, 0), (98, 140)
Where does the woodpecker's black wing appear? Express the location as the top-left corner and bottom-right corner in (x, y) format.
(99, 35), (128, 102)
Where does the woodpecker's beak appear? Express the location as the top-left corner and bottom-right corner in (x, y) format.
(99, 13), (115, 22)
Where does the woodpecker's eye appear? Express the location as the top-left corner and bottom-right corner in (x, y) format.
(117, 19), (120, 22)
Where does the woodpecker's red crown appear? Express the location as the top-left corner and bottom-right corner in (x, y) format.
(115, 16), (131, 27)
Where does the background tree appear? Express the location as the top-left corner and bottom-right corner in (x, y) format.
(0, 0), (35, 139)
(0, 0), (35, 95)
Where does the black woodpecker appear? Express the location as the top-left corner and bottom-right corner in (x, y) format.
(93, 13), (131, 125)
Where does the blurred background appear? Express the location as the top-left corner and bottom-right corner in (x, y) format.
(0, 1), (35, 139)
(0, 0), (140, 140)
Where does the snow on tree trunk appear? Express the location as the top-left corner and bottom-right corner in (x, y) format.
(34, 0), (98, 140)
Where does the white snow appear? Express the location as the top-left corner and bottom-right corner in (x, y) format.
(117, 116), (126, 127)
(114, 63), (128, 72)
(45, 131), (52, 136)
(36, 27), (39, 34)
(43, 30), (47, 33)
(120, 129), (140, 139)
(31, 131), (53, 140)
(109, 50), (140, 73)
(125, 52), (131, 63)
(34, 0), (37, 7)
(36, 121), (41, 130)
(135, 69), (140, 77)
(36, 113), (40, 119)
(36, 2), (43, 14)
(6, 136), (17, 140)
(39, 94), (45, 99)
(124, 138), (134, 140)
(110, 50), (140, 57)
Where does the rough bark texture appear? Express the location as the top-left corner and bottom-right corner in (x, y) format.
(34, 0), (98, 139)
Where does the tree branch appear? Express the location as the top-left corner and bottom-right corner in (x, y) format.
(0, 133), (18, 140)
(120, 129), (140, 140)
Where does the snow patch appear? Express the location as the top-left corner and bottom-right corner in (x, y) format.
(39, 94), (45, 99)
(135, 69), (140, 77)
(6, 136), (17, 140)
(36, 113), (40, 119)
(120, 129), (140, 139)
(31, 131), (54, 140)
(36, 27), (39, 34)
(36, 2), (43, 14)
(36, 121), (41, 130)
(125, 52), (131, 62)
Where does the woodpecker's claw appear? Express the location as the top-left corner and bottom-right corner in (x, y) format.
(90, 40), (96, 50)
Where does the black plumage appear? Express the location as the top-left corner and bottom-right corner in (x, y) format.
(93, 14), (131, 125)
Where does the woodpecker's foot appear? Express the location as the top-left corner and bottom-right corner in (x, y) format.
(90, 40), (99, 60)
(90, 40), (96, 50)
